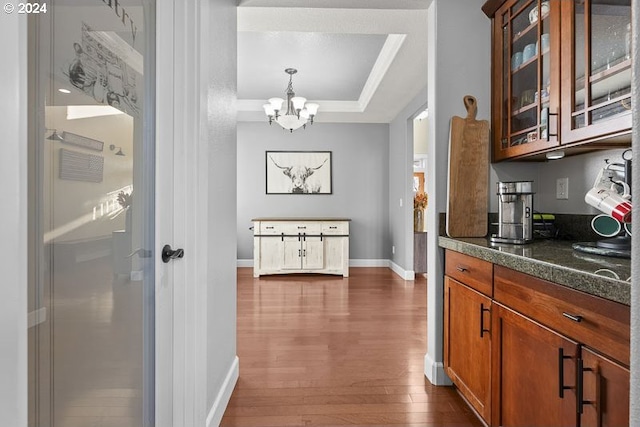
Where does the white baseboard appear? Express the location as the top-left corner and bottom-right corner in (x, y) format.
(424, 352), (452, 386)
(237, 259), (415, 280)
(389, 261), (415, 280)
(349, 259), (389, 267)
(206, 356), (239, 427)
(238, 259), (392, 268)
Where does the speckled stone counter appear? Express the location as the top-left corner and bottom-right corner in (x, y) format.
(439, 236), (631, 306)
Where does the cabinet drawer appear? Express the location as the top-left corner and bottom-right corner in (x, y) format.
(281, 222), (321, 235)
(445, 250), (493, 297)
(494, 265), (630, 366)
(258, 222), (321, 235)
(322, 222), (348, 235)
(258, 222), (282, 235)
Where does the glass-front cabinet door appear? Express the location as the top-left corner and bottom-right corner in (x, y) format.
(560, 0), (632, 145)
(492, 0), (559, 161)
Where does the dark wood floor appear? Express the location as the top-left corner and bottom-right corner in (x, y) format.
(221, 267), (483, 427)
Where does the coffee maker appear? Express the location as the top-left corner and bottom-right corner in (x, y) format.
(490, 181), (535, 244)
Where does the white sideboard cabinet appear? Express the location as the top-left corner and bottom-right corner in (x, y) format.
(252, 218), (350, 277)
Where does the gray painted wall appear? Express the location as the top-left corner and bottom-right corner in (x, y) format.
(490, 149), (629, 215)
(236, 122), (390, 261)
(425, 0), (491, 385)
(388, 87), (427, 272)
(203, 0), (238, 412)
(536, 149), (630, 214)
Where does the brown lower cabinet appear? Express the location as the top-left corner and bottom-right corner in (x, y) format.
(443, 250), (630, 427)
(580, 347), (630, 427)
(491, 304), (579, 427)
(444, 277), (492, 422)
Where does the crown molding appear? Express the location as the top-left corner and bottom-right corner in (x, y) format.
(237, 33), (406, 114)
(357, 34), (406, 110)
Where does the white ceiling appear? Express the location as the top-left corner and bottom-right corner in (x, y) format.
(237, 2), (429, 124)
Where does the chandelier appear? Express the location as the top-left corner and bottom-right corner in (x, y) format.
(263, 68), (319, 133)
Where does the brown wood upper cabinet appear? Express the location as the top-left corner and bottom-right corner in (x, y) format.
(559, 0), (632, 146)
(484, 0), (632, 161)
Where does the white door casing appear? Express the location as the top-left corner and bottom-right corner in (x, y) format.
(156, 0), (210, 425)
(0, 11), (28, 427)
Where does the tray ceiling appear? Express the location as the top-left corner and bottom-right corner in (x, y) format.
(237, 5), (429, 124)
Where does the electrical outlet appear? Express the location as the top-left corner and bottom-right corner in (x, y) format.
(392, 245), (396, 254)
(399, 198), (403, 207)
(556, 177), (569, 200)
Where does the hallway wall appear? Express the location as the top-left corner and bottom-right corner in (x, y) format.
(237, 122), (391, 263)
(202, 0), (239, 422)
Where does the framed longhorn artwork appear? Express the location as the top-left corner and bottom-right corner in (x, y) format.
(266, 151), (332, 194)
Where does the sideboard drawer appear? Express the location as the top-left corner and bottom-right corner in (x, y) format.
(258, 221), (322, 235)
(258, 222), (282, 235)
(494, 265), (630, 366)
(280, 222), (321, 235)
(322, 222), (348, 235)
(445, 250), (493, 297)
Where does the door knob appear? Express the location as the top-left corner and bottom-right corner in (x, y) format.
(162, 245), (184, 263)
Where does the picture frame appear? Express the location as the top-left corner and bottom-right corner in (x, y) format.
(266, 151), (332, 194)
(59, 148), (104, 183)
(61, 131), (104, 151)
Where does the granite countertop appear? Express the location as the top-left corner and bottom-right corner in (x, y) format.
(439, 236), (631, 306)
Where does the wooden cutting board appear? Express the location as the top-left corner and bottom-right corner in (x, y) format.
(446, 96), (490, 237)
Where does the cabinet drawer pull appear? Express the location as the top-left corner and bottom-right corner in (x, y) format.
(577, 358), (595, 415)
(480, 304), (491, 338)
(558, 348), (573, 398)
(298, 226), (306, 229)
(265, 226), (274, 229)
(298, 249), (301, 258)
(329, 226), (338, 229)
(562, 312), (583, 323)
(456, 266), (468, 273)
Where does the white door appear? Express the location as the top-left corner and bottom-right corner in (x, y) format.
(24, 2), (187, 426)
(1, 0), (211, 424)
